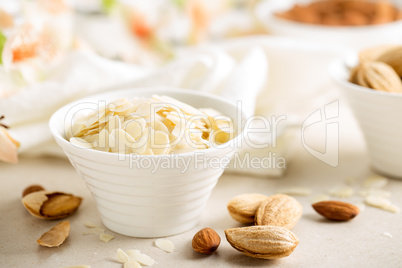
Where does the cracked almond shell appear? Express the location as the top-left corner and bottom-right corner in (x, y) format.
(22, 191), (82, 220)
(37, 221), (70, 247)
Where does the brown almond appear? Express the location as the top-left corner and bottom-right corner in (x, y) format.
(255, 194), (303, 230)
(192, 228), (221, 255)
(312, 200), (360, 221)
(37, 221), (70, 247)
(227, 193), (268, 224)
(225, 226), (299, 259)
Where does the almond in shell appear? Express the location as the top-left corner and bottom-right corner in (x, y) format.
(224, 225), (299, 260)
(227, 193), (268, 224)
(350, 61), (402, 93)
(376, 45), (402, 77)
(255, 194), (303, 230)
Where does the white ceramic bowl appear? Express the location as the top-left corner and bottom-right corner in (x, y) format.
(49, 87), (247, 237)
(330, 58), (402, 178)
(256, 0), (402, 50)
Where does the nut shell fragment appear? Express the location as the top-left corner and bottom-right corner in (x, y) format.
(224, 226), (299, 259)
(22, 191), (82, 220)
(37, 221), (70, 247)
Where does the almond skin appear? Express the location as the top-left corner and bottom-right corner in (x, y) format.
(312, 200), (360, 221)
(255, 194), (303, 230)
(192, 228), (221, 255)
(225, 226), (299, 259)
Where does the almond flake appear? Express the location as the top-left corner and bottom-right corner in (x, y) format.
(363, 176), (388, 189)
(117, 248), (131, 263)
(382, 232), (393, 238)
(83, 221), (99, 228)
(69, 96), (234, 155)
(99, 233), (114, 242)
(83, 227), (105, 235)
(276, 187), (312, 196)
(155, 239), (174, 253)
(127, 250), (156, 266)
(328, 185), (354, 198)
(365, 196), (400, 213)
(359, 189), (391, 198)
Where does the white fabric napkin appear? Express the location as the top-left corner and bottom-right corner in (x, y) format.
(2, 36), (349, 177)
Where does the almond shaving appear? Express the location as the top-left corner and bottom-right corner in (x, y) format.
(155, 239), (174, 253)
(363, 176), (388, 189)
(127, 250), (156, 266)
(328, 185), (354, 198)
(99, 233), (114, 243)
(382, 232), (393, 238)
(365, 196), (400, 213)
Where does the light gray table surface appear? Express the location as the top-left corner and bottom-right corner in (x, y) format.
(1, 101), (401, 268)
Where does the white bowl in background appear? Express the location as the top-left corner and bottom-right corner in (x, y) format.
(256, 0), (402, 50)
(330, 58), (402, 178)
(49, 87), (247, 237)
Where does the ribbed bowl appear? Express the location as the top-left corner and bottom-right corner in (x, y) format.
(49, 87), (246, 237)
(330, 59), (402, 178)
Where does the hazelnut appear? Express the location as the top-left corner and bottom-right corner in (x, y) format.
(192, 228), (221, 255)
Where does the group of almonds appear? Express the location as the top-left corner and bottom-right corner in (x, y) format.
(350, 45), (402, 93)
(21, 184), (83, 247)
(192, 193), (360, 259)
(276, 0), (401, 26)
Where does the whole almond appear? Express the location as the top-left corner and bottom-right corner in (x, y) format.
(255, 194), (303, 230)
(225, 225), (299, 259)
(227, 193), (268, 224)
(312, 200), (360, 221)
(192, 227), (221, 255)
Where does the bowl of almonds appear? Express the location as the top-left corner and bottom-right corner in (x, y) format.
(49, 87), (247, 237)
(256, 0), (402, 49)
(330, 45), (402, 178)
